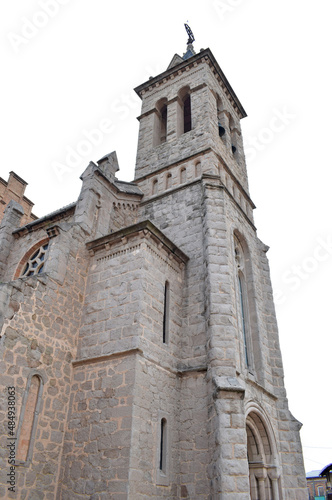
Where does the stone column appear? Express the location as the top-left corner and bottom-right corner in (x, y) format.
(255, 468), (267, 500)
(269, 467), (280, 500)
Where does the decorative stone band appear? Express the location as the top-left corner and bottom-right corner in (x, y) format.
(72, 346), (208, 377)
(86, 219), (189, 267)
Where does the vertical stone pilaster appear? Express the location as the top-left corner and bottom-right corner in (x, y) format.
(166, 98), (178, 141)
(201, 178), (237, 378)
(0, 200), (24, 280)
(213, 379), (249, 499)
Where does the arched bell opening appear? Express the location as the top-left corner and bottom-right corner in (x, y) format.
(154, 97), (168, 146)
(177, 86), (192, 136)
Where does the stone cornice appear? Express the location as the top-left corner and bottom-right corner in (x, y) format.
(134, 48), (246, 119)
(12, 203), (76, 238)
(86, 219), (189, 265)
(72, 348), (143, 367)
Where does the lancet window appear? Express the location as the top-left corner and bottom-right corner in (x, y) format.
(16, 374), (43, 464)
(234, 235), (252, 369)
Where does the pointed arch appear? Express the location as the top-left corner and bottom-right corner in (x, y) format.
(233, 230), (261, 377)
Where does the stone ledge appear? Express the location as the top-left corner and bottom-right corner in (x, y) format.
(86, 219), (189, 265)
(72, 347), (143, 367)
(213, 376), (246, 400)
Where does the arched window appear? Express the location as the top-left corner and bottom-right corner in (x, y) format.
(152, 178), (158, 196)
(177, 86), (192, 135)
(229, 115), (240, 160)
(166, 172), (172, 190)
(154, 98), (168, 146)
(16, 374), (43, 464)
(195, 161), (202, 177)
(217, 96), (227, 142)
(234, 232), (263, 381)
(234, 235), (252, 369)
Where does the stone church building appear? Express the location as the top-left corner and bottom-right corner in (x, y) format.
(0, 39), (307, 499)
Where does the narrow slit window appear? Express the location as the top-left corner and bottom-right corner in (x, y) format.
(180, 167), (187, 184)
(238, 275), (249, 366)
(177, 87), (192, 136)
(163, 281), (170, 344)
(159, 418), (167, 473)
(16, 375), (42, 463)
(166, 173), (172, 189)
(154, 98), (168, 146)
(152, 179), (158, 195)
(160, 105), (167, 143)
(183, 94), (192, 133)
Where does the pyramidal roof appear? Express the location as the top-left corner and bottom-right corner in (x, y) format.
(167, 43), (196, 70)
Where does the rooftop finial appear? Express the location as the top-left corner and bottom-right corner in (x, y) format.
(184, 23), (195, 45)
(183, 23), (196, 60)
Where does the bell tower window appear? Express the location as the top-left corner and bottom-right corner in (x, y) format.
(160, 105), (167, 143)
(217, 96), (227, 142)
(183, 94), (191, 132)
(154, 98), (168, 146)
(177, 86), (192, 136)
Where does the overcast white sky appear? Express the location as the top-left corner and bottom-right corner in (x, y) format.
(1, 0), (332, 474)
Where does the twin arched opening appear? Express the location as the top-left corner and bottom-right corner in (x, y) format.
(153, 86), (192, 146)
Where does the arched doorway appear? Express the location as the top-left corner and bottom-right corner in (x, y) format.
(246, 411), (281, 500)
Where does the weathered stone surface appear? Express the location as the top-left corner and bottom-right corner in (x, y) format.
(0, 46), (306, 499)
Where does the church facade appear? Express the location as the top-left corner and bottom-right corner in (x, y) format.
(0, 43), (307, 499)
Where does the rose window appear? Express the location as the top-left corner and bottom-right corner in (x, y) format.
(21, 243), (49, 277)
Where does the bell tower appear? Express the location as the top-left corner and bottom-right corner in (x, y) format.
(0, 25), (308, 500)
(132, 31), (307, 499)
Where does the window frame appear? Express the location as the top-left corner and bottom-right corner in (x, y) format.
(15, 372), (43, 466)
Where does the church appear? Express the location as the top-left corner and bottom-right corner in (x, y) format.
(0, 32), (307, 499)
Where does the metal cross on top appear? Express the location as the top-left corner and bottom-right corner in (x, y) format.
(184, 23), (195, 45)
